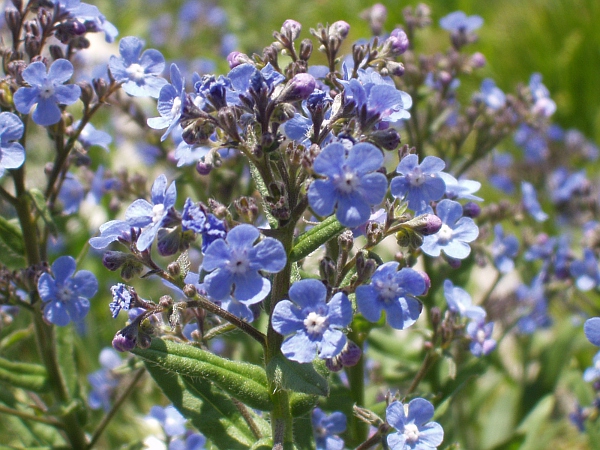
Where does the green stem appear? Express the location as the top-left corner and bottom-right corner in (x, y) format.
(346, 329), (367, 444)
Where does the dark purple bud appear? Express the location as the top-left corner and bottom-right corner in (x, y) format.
(112, 326), (137, 352)
(276, 73), (316, 103)
(388, 28), (409, 55)
(226, 51), (250, 69)
(471, 52), (486, 68)
(103, 251), (128, 271)
(462, 202), (481, 218)
(370, 127), (401, 150)
(329, 21), (350, 39)
(416, 270), (431, 295)
(339, 340), (362, 367)
(325, 356), (344, 372)
(196, 160), (213, 175)
(445, 256), (462, 269)
(299, 38), (313, 60)
(281, 19), (302, 40)
(386, 61), (405, 77)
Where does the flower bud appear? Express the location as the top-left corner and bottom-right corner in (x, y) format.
(183, 284), (197, 298)
(329, 21), (350, 40)
(299, 38), (313, 61)
(196, 160), (213, 175)
(385, 61), (405, 77)
(112, 325), (138, 352)
(370, 127), (401, 150)
(405, 214), (442, 236)
(325, 356), (344, 372)
(226, 51), (251, 69)
(102, 251), (128, 271)
(471, 52), (486, 68)
(281, 19), (302, 41)
(462, 202), (481, 218)
(416, 270), (431, 295)
(339, 340), (362, 367)
(275, 73), (316, 103)
(167, 262), (181, 277)
(388, 28), (409, 55)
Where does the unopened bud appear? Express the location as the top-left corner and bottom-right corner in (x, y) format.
(276, 73), (316, 103)
(370, 127), (401, 150)
(462, 202), (481, 218)
(339, 340), (362, 367)
(329, 21), (350, 40)
(167, 262), (181, 277)
(416, 270), (431, 295)
(112, 325), (138, 352)
(299, 38), (313, 61)
(471, 52), (486, 68)
(387, 28), (409, 55)
(281, 19), (302, 41)
(196, 160), (213, 175)
(227, 51), (251, 69)
(183, 284), (197, 298)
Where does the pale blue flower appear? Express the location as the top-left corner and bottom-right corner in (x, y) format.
(438, 172), (482, 202)
(491, 224), (519, 273)
(521, 181), (548, 222)
(570, 248), (600, 291)
(148, 63), (186, 141)
(440, 11), (483, 33)
(149, 405), (186, 437)
(0, 112), (26, 176)
(312, 408), (346, 450)
(443, 279), (486, 320)
(478, 78), (505, 110)
(583, 351), (600, 383)
(466, 319), (496, 357)
(584, 317), (600, 346)
(88, 348), (122, 411)
(386, 398), (444, 449)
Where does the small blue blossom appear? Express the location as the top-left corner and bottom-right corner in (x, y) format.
(514, 124), (548, 162)
(148, 63), (186, 141)
(443, 279), (486, 320)
(58, 174), (84, 214)
(308, 142), (387, 228)
(312, 408), (347, 450)
(549, 168), (587, 204)
(87, 347), (122, 411)
(109, 283), (133, 318)
(89, 220), (132, 249)
(355, 262), (425, 330)
(491, 224), (519, 273)
(466, 319), (496, 357)
(37, 256), (98, 326)
(109, 36), (168, 98)
(386, 398), (444, 450)
(390, 154), (447, 214)
(0, 112), (26, 176)
(148, 405), (187, 437)
(14, 59), (81, 126)
(584, 350), (600, 383)
(529, 73), (556, 117)
(202, 224), (286, 303)
(570, 249), (600, 291)
(272, 279), (352, 363)
(584, 317), (600, 346)
(477, 78), (506, 110)
(181, 200), (227, 253)
(521, 181), (548, 222)
(421, 199), (479, 260)
(125, 174), (177, 251)
(169, 433), (206, 450)
(438, 172), (482, 202)
(524, 234), (555, 262)
(516, 274), (551, 334)
(439, 11), (483, 33)
(75, 121), (112, 151)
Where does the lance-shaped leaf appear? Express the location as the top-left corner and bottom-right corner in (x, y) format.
(290, 215), (345, 262)
(132, 338), (273, 410)
(266, 353), (329, 396)
(145, 362), (270, 449)
(0, 356), (49, 392)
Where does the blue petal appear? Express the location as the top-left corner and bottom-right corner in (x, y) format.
(417, 422), (444, 447)
(0, 143), (25, 170)
(272, 300), (305, 335)
(435, 199), (463, 225)
(452, 217), (479, 242)
(396, 268), (426, 296)
(308, 179), (337, 217)
(407, 397), (434, 424)
(118, 36), (143, 65)
(419, 156), (445, 173)
(288, 279), (326, 309)
(44, 300), (71, 326)
(385, 401), (406, 430)
(227, 224), (259, 249)
(327, 292), (352, 327)
(65, 297), (90, 322)
(48, 59), (74, 84)
(336, 193), (370, 228)
(32, 98), (62, 126)
(53, 84), (81, 105)
(139, 49), (166, 75)
(313, 143), (345, 178)
(150, 174), (168, 204)
(37, 273), (57, 302)
(249, 237), (286, 272)
(357, 172), (387, 205)
(318, 329), (346, 359)
(232, 272), (270, 303)
(345, 143), (383, 175)
(21, 61), (47, 86)
(0, 112), (24, 141)
(356, 285), (383, 322)
(204, 268), (234, 300)
(281, 331), (317, 363)
(396, 153), (419, 174)
(71, 270), (98, 298)
(585, 318), (600, 346)
(443, 240), (472, 259)
(202, 239), (231, 272)
(52, 256), (76, 285)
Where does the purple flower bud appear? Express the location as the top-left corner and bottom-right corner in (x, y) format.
(420, 214), (443, 236)
(325, 356), (344, 372)
(388, 28), (409, 55)
(112, 326), (137, 352)
(462, 201), (481, 218)
(416, 270), (431, 295)
(276, 73), (316, 103)
(196, 160), (213, 175)
(281, 19), (302, 40)
(103, 251), (127, 271)
(339, 340), (362, 367)
(226, 51), (249, 69)
(471, 52), (486, 68)
(446, 256), (462, 269)
(329, 21), (350, 39)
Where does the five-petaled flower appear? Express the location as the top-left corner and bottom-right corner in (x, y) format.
(272, 279), (352, 363)
(109, 36), (168, 98)
(37, 255), (98, 326)
(308, 142), (387, 228)
(355, 262), (425, 330)
(147, 63), (186, 140)
(312, 407), (347, 450)
(443, 279), (486, 320)
(0, 112), (26, 176)
(386, 398), (444, 450)
(466, 319), (496, 357)
(14, 59), (81, 126)
(202, 224), (286, 303)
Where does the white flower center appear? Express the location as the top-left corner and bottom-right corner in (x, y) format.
(170, 97), (182, 118)
(227, 249), (250, 274)
(437, 223), (453, 244)
(304, 311), (328, 336)
(476, 328), (486, 343)
(39, 80), (55, 99)
(126, 63), (146, 82)
(404, 423), (420, 443)
(57, 284), (73, 302)
(152, 204), (165, 224)
(334, 169), (359, 194)
(407, 168), (426, 187)
(374, 278), (399, 301)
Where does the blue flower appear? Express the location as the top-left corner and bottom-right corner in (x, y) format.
(521, 181), (548, 222)
(148, 63), (186, 141)
(438, 172), (482, 202)
(53, 0), (118, 42)
(109, 283), (133, 318)
(466, 319), (496, 357)
(202, 224), (286, 303)
(109, 36), (168, 98)
(148, 405), (187, 437)
(125, 174), (177, 251)
(14, 59), (81, 126)
(181, 200), (227, 253)
(308, 142), (387, 228)
(169, 433), (206, 450)
(312, 408), (347, 450)
(390, 154), (447, 214)
(529, 73), (556, 117)
(272, 279), (352, 363)
(443, 279), (486, 320)
(37, 256), (98, 326)
(356, 262), (425, 330)
(89, 220), (132, 249)
(583, 350), (600, 383)
(386, 398), (444, 450)
(570, 248), (600, 291)
(58, 174), (84, 214)
(584, 317), (600, 346)
(491, 224), (519, 273)
(478, 78), (506, 110)
(516, 274), (551, 334)
(523, 234), (555, 262)
(549, 168), (587, 204)
(421, 199), (479, 259)
(0, 112), (26, 176)
(75, 121), (112, 151)
(514, 124), (548, 162)
(439, 11), (483, 33)
(87, 347), (122, 411)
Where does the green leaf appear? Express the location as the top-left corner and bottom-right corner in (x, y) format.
(0, 216), (25, 263)
(289, 216), (345, 262)
(132, 338), (272, 411)
(249, 438), (274, 450)
(55, 325), (77, 397)
(145, 362), (269, 449)
(289, 392), (318, 417)
(0, 356), (49, 392)
(249, 162), (278, 229)
(266, 354), (329, 396)
(28, 189), (57, 237)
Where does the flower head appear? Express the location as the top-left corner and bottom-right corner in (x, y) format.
(466, 319), (496, 357)
(308, 142), (387, 228)
(421, 199), (479, 259)
(14, 59), (81, 126)
(390, 154), (447, 214)
(87, 347), (122, 411)
(148, 405), (187, 437)
(478, 78), (506, 110)
(202, 224), (286, 303)
(272, 279), (352, 363)
(109, 36), (168, 98)
(570, 248), (600, 291)
(75, 121), (112, 151)
(386, 398), (444, 450)
(521, 181), (548, 222)
(147, 63), (186, 140)
(0, 112), (26, 177)
(356, 262), (425, 330)
(312, 408), (347, 450)
(584, 317), (600, 346)
(491, 224), (519, 273)
(89, 220), (132, 249)
(439, 11), (483, 33)
(443, 279), (485, 320)
(37, 256), (98, 326)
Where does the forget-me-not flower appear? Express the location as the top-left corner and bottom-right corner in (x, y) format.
(272, 279), (352, 363)
(477, 78), (506, 110)
(529, 73), (556, 117)
(148, 63), (186, 141)
(89, 220), (132, 249)
(570, 248), (600, 291)
(109, 283), (133, 318)
(355, 262), (425, 330)
(180, 200), (226, 253)
(75, 121), (112, 151)
(443, 279), (486, 320)
(308, 142), (387, 228)
(109, 36), (168, 98)
(169, 433), (206, 450)
(584, 317), (600, 346)
(37, 255), (98, 326)
(202, 224), (286, 303)
(516, 274), (551, 334)
(439, 11), (483, 33)
(312, 407), (347, 450)
(521, 181), (548, 222)
(466, 319), (496, 357)
(14, 59), (81, 126)
(390, 154), (447, 214)
(421, 199), (479, 259)
(58, 175), (84, 214)
(386, 398), (444, 450)
(438, 172), (482, 202)
(0, 112), (26, 176)
(126, 174), (176, 251)
(148, 405), (187, 437)
(491, 224), (519, 273)
(87, 347), (122, 411)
